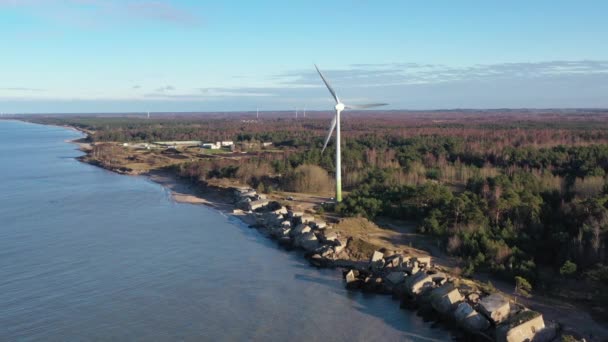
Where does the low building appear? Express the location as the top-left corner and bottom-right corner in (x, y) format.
(202, 142), (220, 149)
(155, 140), (202, 147)
(221, 141), (234, 147)
(262, 142), (273, 147)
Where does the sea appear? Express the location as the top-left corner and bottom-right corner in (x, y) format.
(0, 120), (453, 341)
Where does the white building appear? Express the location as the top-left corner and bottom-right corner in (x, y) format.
(221, 141), (234, 147)
(202, 142), (220, 149)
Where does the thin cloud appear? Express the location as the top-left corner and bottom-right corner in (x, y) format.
(0, 87), (45, 92)
(155, 85), (175, 92)
(126, 1), (201, 27)
(0, 0), (202, 28)
(277, 60), (608, 88)
(145, 87), (276, 100)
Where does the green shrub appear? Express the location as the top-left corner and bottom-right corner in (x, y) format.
(560, 260), (577, 277)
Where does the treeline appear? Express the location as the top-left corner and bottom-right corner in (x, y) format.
(335, 169), (608, 286)
(174, 157), (333, 194)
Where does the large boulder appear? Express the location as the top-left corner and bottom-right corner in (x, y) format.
(272, 206), (288, 215)
(288, 210), (304, 218)
(453, 302), (491, 332)
(311, 220), (327, 229)
(278, 236), (292, 247)
(478, 293), (510, 324)
(236, 198), (251, 210)
(495, 310), (545, 342)
(241, 190), (257, 199)
(413, 256), (431, 269)
(248, 199), (269, 211)
(316, 244), (335, 258)
(300, 214), (315, 224)
(405, 271), (434, 295)
(291, 224), (311, 237)
(295, 232), (319, 252)
(321, 231), (339, 244)
(404, 261), (420, 275)
(467, 292), (481, 304)
(369, 250), (385, 271)
(384, 254), (403, 269)
(265, 201), (283, 211)
(432, 273), (447, 286)
(362, 276), (383, 292)
(345, 269), (362, 289)
(384, 271), (407, 285)
(333, 238), (347, 255)
(430, 283), (463, 314)
(309, 254), (328, 267)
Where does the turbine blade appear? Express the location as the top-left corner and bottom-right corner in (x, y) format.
(315, 64), (340, 104)
(345, 103), (388, 110)
(321, 113), (337, 154)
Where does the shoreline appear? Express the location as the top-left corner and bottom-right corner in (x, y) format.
(31, 120), (603, 341)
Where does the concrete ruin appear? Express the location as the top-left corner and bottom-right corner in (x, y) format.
(430, 283), (463, 314)
(413, 256), (431, 268)
(478, 293), (511, 324)
(230, 186), (564, 341)
(454, 302), (491, 332)
(405, 271), (434, 295)
(495, 310), (545, 342)
(248, 199), (270, 211)
(369, 251), (385, 270)
(384, 271), (406, 285)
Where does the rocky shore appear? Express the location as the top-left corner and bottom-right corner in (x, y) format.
(230, 188), (561, 342)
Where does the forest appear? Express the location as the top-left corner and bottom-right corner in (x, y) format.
(24, 110), (608, 296)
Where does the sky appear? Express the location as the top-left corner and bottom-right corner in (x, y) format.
(1, 0), (608, 113)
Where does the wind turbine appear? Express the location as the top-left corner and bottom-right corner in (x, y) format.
(316, 64), (387, 202)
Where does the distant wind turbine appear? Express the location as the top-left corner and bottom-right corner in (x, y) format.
(147, 111), (150, 119)
(256, 107), (259, 119)
(316, 64), (387, 202)
(303, 106), (306, 118)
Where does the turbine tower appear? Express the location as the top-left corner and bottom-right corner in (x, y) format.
(316, 64), (387, 202)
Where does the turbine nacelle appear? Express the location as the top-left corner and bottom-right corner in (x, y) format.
(335, 103), (345, 111)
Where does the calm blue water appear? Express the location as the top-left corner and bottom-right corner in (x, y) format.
(0, 120), (452, 341)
